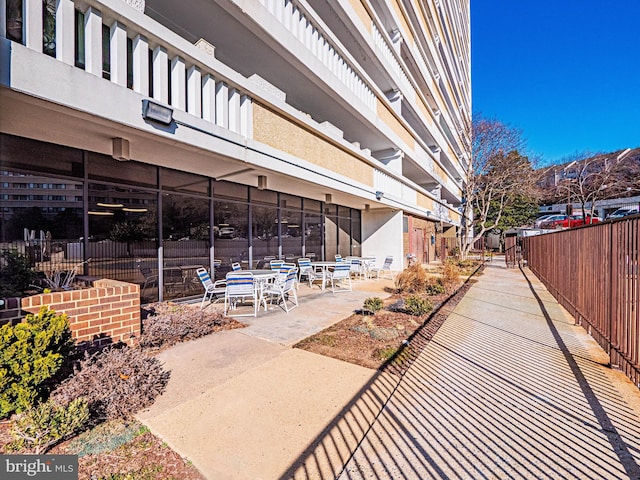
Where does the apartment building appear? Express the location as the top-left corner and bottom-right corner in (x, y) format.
(0, 0), (471, 302)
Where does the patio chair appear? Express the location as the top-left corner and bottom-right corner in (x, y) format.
(270, 259), (284, 271)
(263, 267), (299, 312)
(334, 254), (343, 263)
(348, 258), (365, 281)
(196, 267), (226, 309)
(224, 272), (260, 317)
(370, 256), (393, 279)
(328, 263), (352, 293)
(231, 262), (242, 271)
(297, 258), (321, 287)
(140, 267), (158, 298)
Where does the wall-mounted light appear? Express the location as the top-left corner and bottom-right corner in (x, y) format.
(375, 191), (384, 201)
(142, 99), (173, 125)
(325, 194), (332, 204)
(257, 175), (267, 190)
(112, 137), (130, 161)
(123, 208), (148, 213)
(88, 211), (115, 216)
(97, 202), (124, 208)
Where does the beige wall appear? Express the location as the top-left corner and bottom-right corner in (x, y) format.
(348, 0), (372, 33)
(253, 103), (374, 187)
(377, 102), (415, 150)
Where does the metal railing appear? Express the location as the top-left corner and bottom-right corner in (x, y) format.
(522, 216), (640, 388)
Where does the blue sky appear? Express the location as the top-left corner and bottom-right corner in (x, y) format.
(471, 1), (640, 166)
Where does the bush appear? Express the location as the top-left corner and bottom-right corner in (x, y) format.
(424, 281), (446, 295)
(51, 346), (170, 421)
(0, 249), (38, 297)
(403, 295), (433, 316)
(0, 307), (74, 418)
(8, 397), (89, 454)
(395, 264), (430, 293)
(362, 297), (383, 314)
(441, 261), (461, 292)
(140, 302), (242, 351)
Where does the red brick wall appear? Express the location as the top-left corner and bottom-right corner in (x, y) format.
(21, 280), (141, 349)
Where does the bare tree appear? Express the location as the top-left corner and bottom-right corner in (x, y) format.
(557, 150), (636, 221)
(461, 115), (537, 257)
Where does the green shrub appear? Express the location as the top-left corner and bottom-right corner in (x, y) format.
(403, 295), (433, 316)
(8, 397), (89, 454)
(362, 297), (383, 314)
(51, 346), (170, 421)
(0, 307), (74, 418)
(425, 281), (446, 295)
(0, 249), (38, 297)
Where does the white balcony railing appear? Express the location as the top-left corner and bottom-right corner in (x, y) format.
(258, 0), (376, 111)
(3, 0), (253, 138)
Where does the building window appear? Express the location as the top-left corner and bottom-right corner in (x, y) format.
(6, 0), (23, 44)
(43, 0), (56, 57)
(74, 9), (85, 69)
(102, 23), (110, 80)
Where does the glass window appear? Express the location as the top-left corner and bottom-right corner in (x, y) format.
(324, 212), (337, 261)
(282, 210), (302, 261)
(6, 0), (23, 43)
(0, 134), (83, 178)
(74, 9), (85, 69)
(250, 187), (277, 205)
(102, 23), (110, 80)
(352, 210), (362, 257)
(303, 212), (322, 260)
(162, 193), (210, 300)
(213, 200), (248, 279)
(88, 153), (157, 187)
(127, 37), (133, 89)
(213, 180), (248, 201)
(338, 216), (350, 257)
(161, 169), (209, 195)
(251, 204), (278, 266)
(304, 198), (322, 212)
(43, 0), (56, 57)
(280, 193), (301, 210)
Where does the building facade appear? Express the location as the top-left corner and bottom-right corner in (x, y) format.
(0, 0), (471, 302)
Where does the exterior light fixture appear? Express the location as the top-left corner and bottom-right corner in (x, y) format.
(258, 175), (267, 190)
(112, 137), (130, 161)
(142, 99), (173, 125)
(375, 191), (384, 200)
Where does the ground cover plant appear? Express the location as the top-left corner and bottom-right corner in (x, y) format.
(0, 301), (245, 479)
(295, 259), (482, 371)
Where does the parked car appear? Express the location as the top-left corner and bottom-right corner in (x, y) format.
(606, 208), (639, 219)
(541, 214), (601, 229)
(534, 214), (556, 228)
(218, 227), (236, 239)
(539, 214), (568, 229)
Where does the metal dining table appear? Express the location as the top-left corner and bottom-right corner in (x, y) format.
(309, 261), (339, 290)
(237, 269), (279, 310)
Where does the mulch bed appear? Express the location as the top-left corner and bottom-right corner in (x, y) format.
(295, 268), (481, 374)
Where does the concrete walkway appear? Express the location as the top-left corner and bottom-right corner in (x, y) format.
(137, 263), (640, 479)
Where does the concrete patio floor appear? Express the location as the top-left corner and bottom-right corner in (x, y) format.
(136, 262), (640, 479)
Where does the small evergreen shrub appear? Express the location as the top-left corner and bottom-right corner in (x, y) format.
(0, 307), (74, 418)
(0, 249), (38, 297)
(395, 264), (430, 293)
(8, 397), (89, 454)
(362, 297), (383, 314)
(51, 346), (170, 421)
(425, 281), (446, 295)
(403, 295), (433, 316)
(140, 302), (243, 351)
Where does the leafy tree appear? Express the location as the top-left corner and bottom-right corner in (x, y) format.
(0, 250), (37, 297)
(461, 115), (538, 257)
(486, 194), (540, 233)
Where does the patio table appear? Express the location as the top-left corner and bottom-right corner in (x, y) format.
(310, 261), (339, 290)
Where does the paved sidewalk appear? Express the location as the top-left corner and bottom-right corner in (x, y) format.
(137, 263), (640, 479)
(336, 262), (640, 479)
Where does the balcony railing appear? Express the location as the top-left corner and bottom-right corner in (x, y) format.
(2, 0), (253, 137)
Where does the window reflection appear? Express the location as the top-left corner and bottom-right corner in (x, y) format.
(214, 200), (249, 279)
(251, 205), (278, 267)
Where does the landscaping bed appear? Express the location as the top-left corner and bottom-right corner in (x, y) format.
(295, 261), (482, 373)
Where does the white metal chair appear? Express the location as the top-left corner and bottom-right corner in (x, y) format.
(140, 267), (158, 298)
(370, 256), (393, 279)
(328, 263), (352, 293)
(334, 254), (343, 263)
(262, 267), (299, 312)
(231, 262), (241, 271)
(270, 259), (284, 271)
(297, 258), (320, 287)
(348, 258), (365, 281)
(196, 267), (226, 309)
(224, 272), (259, 317)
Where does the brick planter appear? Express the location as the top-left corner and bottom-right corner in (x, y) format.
(20, 280), (141, 350)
